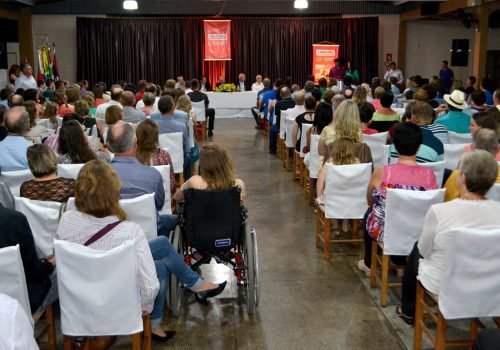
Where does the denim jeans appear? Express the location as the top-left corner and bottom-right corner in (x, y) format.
(157, 214), (178, 238)
(148, 236), (203, 328)
(269, 123), (279, 153)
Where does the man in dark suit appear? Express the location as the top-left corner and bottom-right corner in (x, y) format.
(234, 73), (251, 92)
(214, 76), (226, 89)
(269, 86), (295, 154)
(200, 76), (212, 92)
(0, 205), (55, 312)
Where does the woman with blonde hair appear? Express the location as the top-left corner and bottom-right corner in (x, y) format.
(57, 160), (226, 342)
(352, 86), (368, 106)
(136, 119), (175, 195)
(174, 143), (246, 201)
(175, 94), (192, 114)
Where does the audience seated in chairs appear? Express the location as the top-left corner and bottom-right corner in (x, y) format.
(0, 205), (55, 313)
(108, 122), (178, 236)
(434, 90), (470, 134)
(24, 100), (50, 143)
(188, 79), (215, 137)
(397, 150), (500, 325)
(292, 96), (316, 152)
(174, 142), (246, 202)
(0, 107), (32, 171)
(44, 112), (95, 154)
(56, 160), (226, 342)
(57, 120), (100, 164)
(20, 144), (74, 203)
(370, 91), (400, 133)
(444, 129), (500, 201)
(463, 110), (500, 160)
(136, 119), (176, 197)
(359, 123), (438, 276)
(269, 86), (295, 154)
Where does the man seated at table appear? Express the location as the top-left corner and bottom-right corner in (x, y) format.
(252, 75), (264, 92)
(234, 73), (250, 92)
(215, 76), (226, 89)
(188, 79), (215, 137)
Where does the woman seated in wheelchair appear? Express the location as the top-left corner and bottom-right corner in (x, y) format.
(174, 143), (246, 201)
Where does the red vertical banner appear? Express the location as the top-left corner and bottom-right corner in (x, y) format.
(312, 44), (339, 83)
(204, 20), (232, 61)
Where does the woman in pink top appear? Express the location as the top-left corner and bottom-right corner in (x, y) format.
(358, 123), (438, 276)
(463, 110), (500, 161)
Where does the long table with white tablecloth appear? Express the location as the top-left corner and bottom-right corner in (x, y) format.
(205, 91), (257, 118)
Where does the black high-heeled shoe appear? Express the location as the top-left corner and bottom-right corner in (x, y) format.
(151, 330), (176, 342)
(195, 281), (227, 303)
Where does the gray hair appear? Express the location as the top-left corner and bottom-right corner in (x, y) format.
(459, 150), (498, 196)
(107, 122), (136, 153)
(5, 106), (30, 135)
(304, 81), (315, 92)
(473, 129), (499, 156)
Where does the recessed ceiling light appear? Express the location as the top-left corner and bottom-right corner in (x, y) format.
(294, 0), (308, 9)
(123, 0), (138, 10)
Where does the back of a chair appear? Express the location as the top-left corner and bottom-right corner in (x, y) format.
(153, 165), (172, 215)
(443, 143), (467, 170)
(158, 132), (183, 174)
(420, 160), (446, 187)
(382, 145), (392, 166)
(182, 187), (242, 253)
(54, 239), (142, 336)
(308, 135), (321, 179)
(487, 183), (500, 202)
(383, 188), (445, 255)
(363, 132), (387, 168)
(448, 131), (472, 144)
(324, 163), (372, 219)
(36, 118), (50, 128)
(0, 245), (32, 325)
(279, 110), (288, 139)
(439, 228), (500, 320)
(56, 116), (63, 127)
(57, 163), (85, 180)
(191, 101), (206, 122)
(187, 117), (195, 148)
(299, 124), (313, 157)
(285, 118), (295, 148)
(14, 197), (62, 258)
(2, 169), (33, 197)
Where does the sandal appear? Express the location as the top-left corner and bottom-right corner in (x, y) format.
(396, 306), (414, 325)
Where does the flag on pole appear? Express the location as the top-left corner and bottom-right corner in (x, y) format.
(52, 43), (60, 82)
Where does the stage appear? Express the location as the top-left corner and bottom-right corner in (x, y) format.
(205, 91), (257, 118)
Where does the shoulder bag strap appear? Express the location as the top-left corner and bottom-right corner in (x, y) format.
(84, 221), (121, 247)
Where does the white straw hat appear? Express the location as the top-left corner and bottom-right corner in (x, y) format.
(443, 90), (468, 110)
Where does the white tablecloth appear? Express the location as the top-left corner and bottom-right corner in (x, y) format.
(205, 91), (257, 118)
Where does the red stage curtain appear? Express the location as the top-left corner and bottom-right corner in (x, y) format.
(77, 16), (378, 88)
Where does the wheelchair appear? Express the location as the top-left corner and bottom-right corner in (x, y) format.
(169, 186), (259, 316)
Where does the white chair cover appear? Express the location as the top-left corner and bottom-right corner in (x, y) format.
(285, 118), (295, 148)
(158, 132), (183, 174)
(56, 116), (63, 127)
(187, 117), (195, 148)
(383, 188), (445, 255)
(487, 183), (500, 202)
(363, 132), (388, 169)
(448, 131), (472, 144)
(279, 110), (288, 139)
(382, 145), (392, 166)
(324, 163), (372, 219)
(191, 101), (206, 122)
(443, 143), (467, 170)
(36, 119), (50, 128)
(299, 124), (313, 157)
(57, 163), (85, 180)
(308, 135), (321, 179)
(54, 239), (142, 336)
(0, 245), (32, 326)
(14, 197), (61, 258)
(2, 169), (33, 197)
(153, 165), (172, 215)
(420, 160), (446, 187)
(439, 228), (500, 320)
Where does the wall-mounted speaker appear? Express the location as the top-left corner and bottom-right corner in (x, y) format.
(0, 42), (7, 70)
(451, 39), (469, 67)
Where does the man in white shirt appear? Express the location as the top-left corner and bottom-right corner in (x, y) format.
(383, 61), (404, 85)
(95, 85), (123, 120)
(0, 294), (38, 350)
(174, 76), (186, 90)
(135, 83), (159, 112)
(14, 64), (37, 91)
(251, 75), (264, 92)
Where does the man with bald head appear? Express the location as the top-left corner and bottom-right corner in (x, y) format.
(8, 94), (24, 108)
(269, 86), (295, 154)
(121, 91), (146, 123)
(95, 84), (123, 120)
(0, 107), (32, 171)
(14, 64), (37, 91)
(107, 122), (178, 236)
(235, 73), (250, 92)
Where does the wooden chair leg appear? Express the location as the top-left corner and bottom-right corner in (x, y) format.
(45, 305), (57, 350)
(370, 240), (378, 288)
(63, 336), (73, 350)
(142, 314), (152, 350)
(380, 254), (389, 307)
(179, 172), (185, 185)
(435, 311), (447, 350)
(414, 283), (425, 350)
(324, 218), (331, 259)
(316, 207), (322, 248)
(132, 333), (141, 350)
(470, 318), (480, 343)
(292, 152), (297, 181)
(299, 157), (304, 186)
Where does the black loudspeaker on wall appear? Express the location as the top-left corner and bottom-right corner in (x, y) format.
(0, 42), (7, 69)
(451, 39), (469, 67)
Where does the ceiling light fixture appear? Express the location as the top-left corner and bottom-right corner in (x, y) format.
(123, 0), (138, 10)
(294, 0), (308, 9)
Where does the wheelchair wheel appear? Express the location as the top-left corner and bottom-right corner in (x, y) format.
(244, 226), (259, 314)
(169, 225), (183, 317)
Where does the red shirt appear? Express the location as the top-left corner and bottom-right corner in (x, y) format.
(362, 128), (378, 135)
